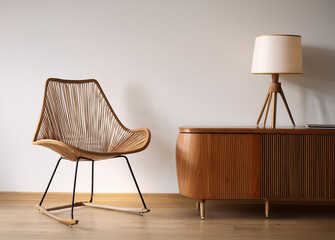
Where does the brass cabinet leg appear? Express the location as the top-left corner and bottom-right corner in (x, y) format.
(195, 200), (200, 210)
(200, 200), (206, 220)
(265, 200), (269, 218)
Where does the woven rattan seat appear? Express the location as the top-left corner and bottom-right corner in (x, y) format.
(33, 78), (150, 161)
(33, 78), (150, 225)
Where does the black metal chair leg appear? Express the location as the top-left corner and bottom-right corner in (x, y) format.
(89, 160), (94, 203)
(118, 156), (148, 210)
(39, 157), (63, 206)
(71, 158), (80, 219)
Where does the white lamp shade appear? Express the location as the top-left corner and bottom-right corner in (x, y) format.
(251, 34), (303, 74)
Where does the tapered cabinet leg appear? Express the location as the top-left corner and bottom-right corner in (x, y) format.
(195, 200), (200, 210)
(200, 200), (206, 220)
(265, 200), (269, 218)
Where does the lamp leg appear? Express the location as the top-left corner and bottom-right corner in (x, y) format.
(279, 90), (295, 126)
(257, 74), (295, 128)
(257, 92), (271, 125)
(271, 92), (277, 128)
(263, 92), (273, 127)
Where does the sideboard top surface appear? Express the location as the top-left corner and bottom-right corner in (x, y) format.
(179, 126), (335, 135)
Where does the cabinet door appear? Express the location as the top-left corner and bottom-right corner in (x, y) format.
(176, 133), (261, 199)
(261, 134), (335, 199)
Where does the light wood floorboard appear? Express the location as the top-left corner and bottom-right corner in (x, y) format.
(1, 192), (335, 240)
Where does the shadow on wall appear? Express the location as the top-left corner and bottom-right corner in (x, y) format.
(287, 46), (335, 122)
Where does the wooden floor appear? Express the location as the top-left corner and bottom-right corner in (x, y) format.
(1, 192), (335, 240)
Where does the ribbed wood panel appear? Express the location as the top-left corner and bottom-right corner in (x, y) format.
(261, 134), (335, 199)
(176, 133), (260, 199)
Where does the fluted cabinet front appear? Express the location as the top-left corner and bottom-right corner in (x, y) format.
(261, 134), (335, 199)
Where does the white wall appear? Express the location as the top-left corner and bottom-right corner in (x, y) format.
(1, 0), (335, 193)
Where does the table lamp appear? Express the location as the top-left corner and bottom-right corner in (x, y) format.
(251, 34), (303, 128)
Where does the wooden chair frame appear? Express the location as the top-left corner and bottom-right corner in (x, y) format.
(33, 79), (151, 225)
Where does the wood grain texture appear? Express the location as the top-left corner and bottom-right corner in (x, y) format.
(83, 202), (150, 214)
(35, 205), (79, 225)
(3, 192), (335, 240)
(33, 78), (151, 161)
(261, 134), (335, 200)
(179, 126), (335, 135)
(177, 127), (335, 205)
(176, 133), (261, 199)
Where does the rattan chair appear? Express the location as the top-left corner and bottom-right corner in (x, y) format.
(33, 78), (151, 225)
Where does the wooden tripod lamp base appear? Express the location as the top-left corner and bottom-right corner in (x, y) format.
(256, 74), (295, 128)
(251, 34), (302, 128)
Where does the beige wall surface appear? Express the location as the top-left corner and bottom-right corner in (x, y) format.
(0, 0), (334, 193)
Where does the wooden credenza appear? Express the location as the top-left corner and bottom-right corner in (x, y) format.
(176, 127), (335, 219)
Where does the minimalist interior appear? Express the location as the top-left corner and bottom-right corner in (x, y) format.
(1, 0), (335, 239)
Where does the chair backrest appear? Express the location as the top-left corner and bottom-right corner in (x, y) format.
(33, 78), (132, 152)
